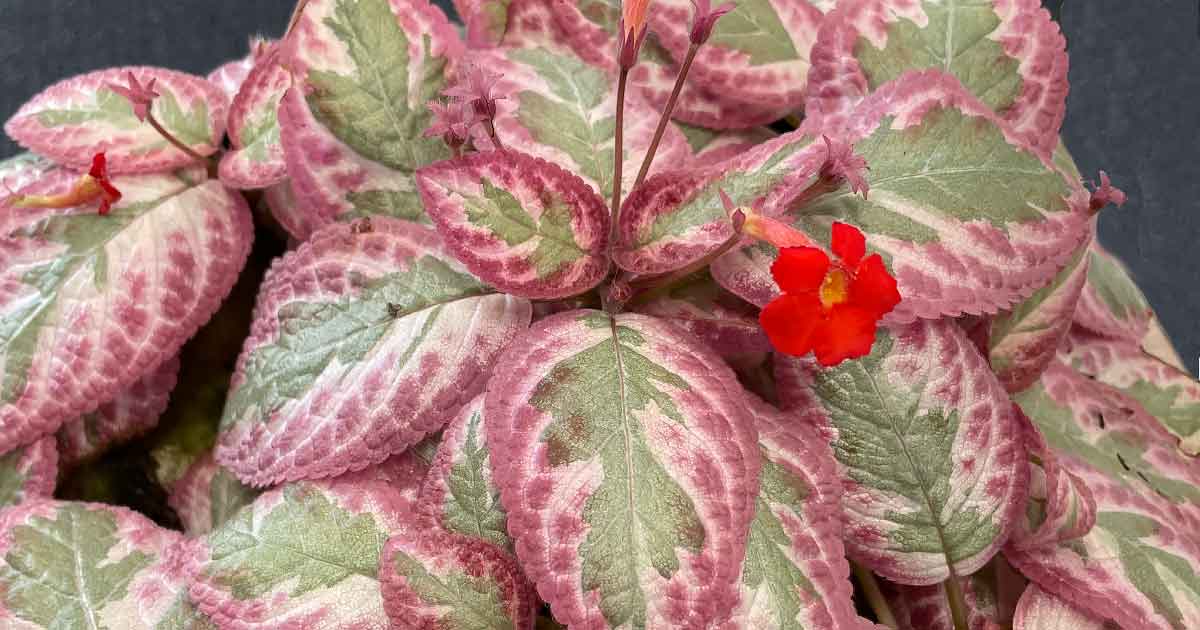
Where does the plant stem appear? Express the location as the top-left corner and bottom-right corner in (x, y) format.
(944, 574), (970, 630)
(609, 67), (630, 238)
(852, 562), (898, 629)
(623, 225), (744, 308)
(147, 114), (207, 164)
(285, 0), (311, 37)
(632, 43), (699, 189)
(485, 119), (504, 150)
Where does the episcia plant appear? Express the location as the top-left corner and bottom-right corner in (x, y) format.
(0, 0), (1196, 628)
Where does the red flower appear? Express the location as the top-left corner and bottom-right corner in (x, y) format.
(760, 222), (900, 366)
(106, 72), (159, 123)
(87, 152), (122, 215)
(6, 152), (122, 216)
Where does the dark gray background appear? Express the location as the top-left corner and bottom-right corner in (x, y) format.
(1, 0), (1196, 370)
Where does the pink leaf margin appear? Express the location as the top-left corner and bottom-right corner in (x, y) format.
(485, 310), (761, 628)
(5, 66), (229, 175)
(416, 150), (611, 299)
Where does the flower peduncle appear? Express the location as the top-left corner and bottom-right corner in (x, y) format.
(108, 72), (207, 164)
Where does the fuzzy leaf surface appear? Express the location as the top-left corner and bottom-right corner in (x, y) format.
(218, 45), (289, 189)
(989, 240), (1090, 393)
(1073, 242), (1155, 343)
(732, 393), (861, 629)
(168, 452), (260, 536)
(380, 527), (537, 630)
(418, 395), (511, 550)
(0, 500), (209, 629)
(777, 319), (1029, 584)
(57, 355), (180, 467)
(0, 171), (253, 455)
(1009, 361), (1200, 630)
(807, 0), (1068, 156)
(416, 150), (610, 299)
(0, 438), (57, 509)
(1013, 584), (1113, 630)
(485, 310), (760, 628)
(716, 71), (1089, 322)
(5, 66), (227, 174)
(190, 474), (411, 629)
(216, 219), (530, 486)
(279, 0), (461, 239)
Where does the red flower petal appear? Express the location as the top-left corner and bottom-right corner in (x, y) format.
(830, 221), (865, 268)
(849, 254), (901, 318)
(760, 293), (822, 357)
(771, 246), (829, 295)
(811, 305), (879, 366)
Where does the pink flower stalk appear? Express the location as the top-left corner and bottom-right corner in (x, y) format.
(690, 0), (736, 45)
(106, 72), (159, 123)
(1088, 170), (1127, 212)
(424, 99), (474, 155)
(820, 135), (870, 198)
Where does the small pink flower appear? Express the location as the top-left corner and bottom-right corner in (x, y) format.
(443, 65), (506, 120)
(424, 99), (473, 152)
(1088, 170), (1127, 212)
(106, 72), (159, 123)
(690, 0), (736, 45)
(820, 135), (870, 198)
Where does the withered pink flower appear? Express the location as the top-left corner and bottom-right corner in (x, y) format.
(443, 64), (506, 120)
(424, 99), (474, 153)
(1088, 170), (1127, 212)
(820, 135), (870, 198)
(690, 0), (736, 45)
(106, 72), (160, 123)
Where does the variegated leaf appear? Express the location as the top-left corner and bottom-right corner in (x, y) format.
(633, 271), (770, 359)
(1013, 584), (1114, 630)
(207, 43), (266, 100)
(380, 528), (537, 629)
(731, 393), (861, 630)
(807, 0), (1068, 157)
(1062, 332), (1200, 455)
(0, 500), (212, 629)
(0, 438), (57, 509)
(718, 71), (1090, 322)
(5, 67), (227, 174)
(776, 319), (1029, 584)
(0, 153), (57, 194)
(989, 239), (1091, 393)
(473, 44), (689, 202)
(56, 355), (179, 467)
(631, 37), (789, 130)
(614, 130), (826, 274)
(0, 170), (253, 455)
(1074, 242), (1155, 343)
(279, 0), (462, 236)
(168, 452), (259, 536)
(416, 150), (610, 299)
(218, 45), (289, 189)
(454, 0), (514, 46)
(648, 0), (825, 115)
(418, 395), (511, 550)
(190, 474), (411, 629)
(261, 180), (312, 242)
(357, 434), (443, 509)
(677, 123), (778, 168)
(1008, 407), (1097, 552)
(485, 310), (760, 628)
(216, 218), (531, 486)
(880, 556), (1028, 630)
(1009, 361), (1200, 630)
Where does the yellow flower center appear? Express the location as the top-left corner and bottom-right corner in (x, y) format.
(819, 267), (850, 310)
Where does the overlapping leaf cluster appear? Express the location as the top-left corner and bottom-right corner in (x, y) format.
(0, 0), (1195, 629)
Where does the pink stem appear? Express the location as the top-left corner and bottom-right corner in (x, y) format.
(632, 43), (699, 189)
